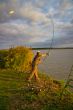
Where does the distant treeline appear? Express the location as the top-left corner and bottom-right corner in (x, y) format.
(32, 47), (73, 50)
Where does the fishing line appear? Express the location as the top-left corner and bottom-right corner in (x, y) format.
(48, 15), (55, 54)
(43, 14), (55, 61)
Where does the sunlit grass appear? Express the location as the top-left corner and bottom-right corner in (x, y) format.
(0, 69), (73, 110)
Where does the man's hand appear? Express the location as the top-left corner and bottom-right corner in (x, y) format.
(46, 53), (49, 56)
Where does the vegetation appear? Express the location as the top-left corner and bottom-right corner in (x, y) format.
(0, 46), (33, 72)
(0, 69), (73, 110)
(59, 65), (73, 100)
(0, 49), (8, 68)
(0, 46), (73, 110)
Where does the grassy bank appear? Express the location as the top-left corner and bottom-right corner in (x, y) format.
(0, 69), (73, 110)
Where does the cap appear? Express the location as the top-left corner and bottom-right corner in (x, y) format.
(37, 51), (40, 53)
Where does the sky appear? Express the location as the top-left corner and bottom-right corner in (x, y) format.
(0, 0), (73, 49)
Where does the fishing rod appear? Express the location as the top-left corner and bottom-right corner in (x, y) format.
(59, 65), (73, 100)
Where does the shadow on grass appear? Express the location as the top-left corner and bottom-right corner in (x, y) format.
(0, 96), (9, 110)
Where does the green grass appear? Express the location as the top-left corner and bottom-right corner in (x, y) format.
(0, 69), (73, 110)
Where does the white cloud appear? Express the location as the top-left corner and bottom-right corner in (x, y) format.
(0, 20), (53, 44)
(19, 3), (50, 23)
(56, 0), (73, 17)
(60, 0), (73, 10)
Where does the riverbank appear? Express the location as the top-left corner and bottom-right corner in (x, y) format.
(0, 69), (73, 110)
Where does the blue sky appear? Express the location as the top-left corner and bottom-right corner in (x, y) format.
(0, 0), (73, 49)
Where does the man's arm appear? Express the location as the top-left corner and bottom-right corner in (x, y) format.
(41, 53), (49, 57)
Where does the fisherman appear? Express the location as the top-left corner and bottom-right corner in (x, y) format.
(28, 51), (49, 81)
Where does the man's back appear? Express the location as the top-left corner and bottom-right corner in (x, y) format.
(32, 54), (41, 68)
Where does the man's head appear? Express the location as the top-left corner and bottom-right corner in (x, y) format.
(37, 51), (41, 56)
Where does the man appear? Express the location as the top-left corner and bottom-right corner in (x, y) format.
(28, 51), (49, 81)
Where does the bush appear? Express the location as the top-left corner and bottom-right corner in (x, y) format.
(0, 50), (8, 68)
(0, 46), (33, 72)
